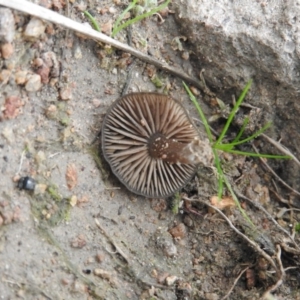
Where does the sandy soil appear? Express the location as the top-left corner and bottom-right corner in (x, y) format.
(0, 1), (300, 300)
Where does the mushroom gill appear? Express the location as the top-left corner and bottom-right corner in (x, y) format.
(101, 93), (213, 198)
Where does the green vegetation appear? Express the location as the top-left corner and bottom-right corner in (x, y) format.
(83, 10), (101, 32)
(112, 0), (170, 37)
(183, 80), (290, 225)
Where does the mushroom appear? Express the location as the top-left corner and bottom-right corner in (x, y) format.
(101, 93), (213, 198)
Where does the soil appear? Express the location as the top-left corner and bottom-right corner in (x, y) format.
(1, 1), (300, 300)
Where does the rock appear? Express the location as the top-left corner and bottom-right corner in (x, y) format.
(165, 275), (178, 286)
(23, 18), (46, 40)
(0, 8), (15, 43)
(36, 64), (50, 84)
(3, 95), (23, 119)
(42, 51), (60, 77)
(173, 0), (300, 189)
(15, 70), (28, 85)
(60, 86), (73, 100)
(2, 127), (14, 143)
(1, 43), (14, 59)
(25, 74), (42, 92)
(169, 223), (187, 239)
(0, 69), (11, 85)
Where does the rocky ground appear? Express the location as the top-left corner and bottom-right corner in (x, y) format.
(0, 1), (300, 300)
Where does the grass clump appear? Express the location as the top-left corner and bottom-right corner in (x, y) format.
(84, 1), (170, 38)
(183, 80), (290, 224)
(112, 0), (170, 37)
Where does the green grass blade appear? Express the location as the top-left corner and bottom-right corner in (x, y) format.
(213, 149), (224, 198)
(229, 122), (272, 147)
(216, 122), (272, 150)
(216, 80), (252, 144)
(183, 81), (214, 142)
(233, 117), (249, 143)
(112, 0), (138, 37)
(112, 0), (170, 38)
(84, 11), (101, 32)
(223, 175), (255, 228)
(214, 148), (291, 159)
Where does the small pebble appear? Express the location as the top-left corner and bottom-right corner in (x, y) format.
(33, 57), (44, 67)
(181, 51), (189, 60)
(23, 18), (46, 40)
(165, 275), (178, 286)
(60, 86), (73, 100)
(71, 234), (86, 248)
(169, 223), (186, 239)
(15, 70), (28, 85)
(73, 46), (82, 59)
(183, 215), (194, 228)
(96, 252), (105, 263)
(36, 64), (50, 84)
(205, 293), (220, 300)
(0, 8), (15, 43)
(0, 69), (11, 84)
(34, 183), (47, 195)
(3, 95), (23, 119)
(1, 43), (14, 59)
(69, 195), (77, 207)
(92, 98), (101, 108)
(2, 127), (14, 143)
(163, 240), (177, 257)
(25, 74), (42, 92)
(108, 7), (116, 14)
(72, 280), (87, 293)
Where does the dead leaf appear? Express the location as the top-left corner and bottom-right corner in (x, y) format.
(66, 163), (78, 190)
(210, 195), (236, 210)
(169, 223), (186, 239)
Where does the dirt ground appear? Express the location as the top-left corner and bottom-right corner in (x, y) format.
(1, 1), (300, 300)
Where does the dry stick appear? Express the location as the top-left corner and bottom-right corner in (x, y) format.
(253, 144), (300, 197)
(183, 196), (278, 271)
(262, 245), (284, 299)
(235, 190), (300, 252)
(94, 218), (129, 264)
(185, 197), (289, 298)
(280, 242), (300, 255)
(261, 133), (300, 168)
(0, 0), (203, 90)
(221, 266), (250, 300)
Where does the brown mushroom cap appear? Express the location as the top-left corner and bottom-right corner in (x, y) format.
(102, 93), (209, 198)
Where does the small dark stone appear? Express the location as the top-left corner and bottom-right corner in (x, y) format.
(82, 269), (91, 275)
(17, 176), (36, 191)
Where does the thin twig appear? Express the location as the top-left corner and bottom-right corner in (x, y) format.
(262, 245), (284, 299)
(280, 242), (300, 255)
(94, 218), (129, 264)
(261, 133), (300, 167)
(0, 0), (203, 90)
(235, 191), (300, 252)
(16, 150), (26, 175)
(253, 144), (300, 196)
(183, 196), (278, 271)
(221, 266), (250, 300)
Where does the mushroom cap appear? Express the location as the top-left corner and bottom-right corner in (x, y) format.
(101, 93), (200, 198)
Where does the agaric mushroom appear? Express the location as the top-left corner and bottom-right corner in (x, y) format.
(102, 93), (213, 198)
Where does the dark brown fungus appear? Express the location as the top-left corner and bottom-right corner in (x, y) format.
(101, 93), (213, 198)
